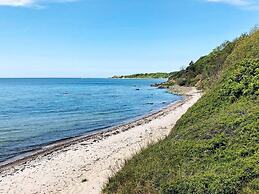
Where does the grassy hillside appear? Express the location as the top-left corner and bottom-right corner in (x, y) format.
(159, 28), (258, 91)
(112, 72), (172, 79)
(166, 40), (236, 89)
(104, 29), (259, 193)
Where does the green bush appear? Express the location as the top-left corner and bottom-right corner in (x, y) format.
(220, 58), (259, 101)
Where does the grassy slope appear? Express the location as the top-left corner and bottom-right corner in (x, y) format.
(167, 40), (236, 89)
(104, 30), (259, 193)
(154, 39), (237, 89)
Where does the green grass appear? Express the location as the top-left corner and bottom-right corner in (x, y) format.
(103, 29), (259, 194)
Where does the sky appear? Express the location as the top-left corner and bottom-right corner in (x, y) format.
(0, 0), (258, 78)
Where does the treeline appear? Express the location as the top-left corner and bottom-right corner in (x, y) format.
(157, 27), (259, 91)
(112, 72), (172, 79)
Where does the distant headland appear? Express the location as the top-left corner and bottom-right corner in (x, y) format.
(112, 72), (172, 79)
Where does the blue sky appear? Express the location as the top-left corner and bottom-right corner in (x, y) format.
(0, 0), (258, 78)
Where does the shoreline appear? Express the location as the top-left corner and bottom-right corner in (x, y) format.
(0, 96), (182, 170)
(0, 87), (202, 194)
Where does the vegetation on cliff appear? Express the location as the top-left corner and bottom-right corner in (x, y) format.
(158, 27), (259, 91)
(104, 28), (259, 193)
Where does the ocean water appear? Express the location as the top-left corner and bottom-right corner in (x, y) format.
(0, 78), (181, 163)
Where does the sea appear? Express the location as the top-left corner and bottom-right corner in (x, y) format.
(0, 78), (181, 163)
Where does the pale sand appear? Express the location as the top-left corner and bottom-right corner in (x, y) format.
(0, 88), (202, 194)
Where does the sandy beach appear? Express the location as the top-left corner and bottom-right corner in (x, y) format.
(0, 88), (202, 194)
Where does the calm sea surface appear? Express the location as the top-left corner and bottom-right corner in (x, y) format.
(0, 78), (181, 163)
